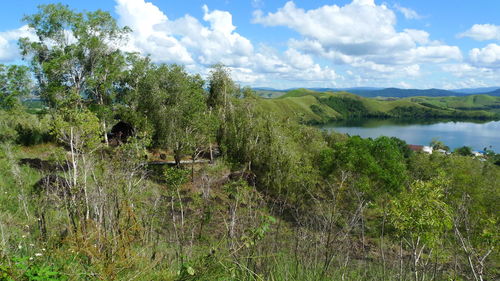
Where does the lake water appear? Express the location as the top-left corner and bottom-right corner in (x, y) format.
(321, 119), (500, 152)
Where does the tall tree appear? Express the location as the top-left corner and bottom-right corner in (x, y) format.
(138, 64), (215, 166)
(0, 64), (32, 110)
(207, 64), (237, 112)
(19, 3), (129, 108)
(206, 64), (239, 150)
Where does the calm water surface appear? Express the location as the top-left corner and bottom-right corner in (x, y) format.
(321, 119), (500, 152)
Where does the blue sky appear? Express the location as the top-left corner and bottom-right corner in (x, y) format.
(1, 0), (499, 89)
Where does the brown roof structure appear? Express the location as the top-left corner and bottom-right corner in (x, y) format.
(408, 144), (424, 152)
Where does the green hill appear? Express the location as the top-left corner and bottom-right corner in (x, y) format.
(258, 94), (341, 123)
(407, 95), (500, 113)
(257, 89), (500, 124)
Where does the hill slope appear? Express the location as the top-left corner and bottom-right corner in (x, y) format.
(257, 89), (500, 124)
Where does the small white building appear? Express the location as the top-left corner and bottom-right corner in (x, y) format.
(422, 146), (433, 154)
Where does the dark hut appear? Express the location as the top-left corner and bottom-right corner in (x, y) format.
(108, 121), (135, 144)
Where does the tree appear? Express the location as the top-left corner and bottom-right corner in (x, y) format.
(319, 136), (408, 198)
(390, 137), (414, 159)
(19, 4), (129, 108)
(206, 64), (238, 112)
(113, 53), (154, 134)
(454, 146), (473, 156)
(116, 53), (153, 112)
(0, 64), (32, 110)
(389, 176), (452, 281)
(137, 64), (215, 166)
(430, 138), (450, 152)
(453, 194), (498, 281)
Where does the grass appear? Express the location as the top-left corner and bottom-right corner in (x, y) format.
(257, 95), (341, 124)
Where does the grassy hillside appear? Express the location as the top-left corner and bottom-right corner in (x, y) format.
(407, 95), (500, 114)
(257, 89), (500, 124)
(257, 94), (341, 123)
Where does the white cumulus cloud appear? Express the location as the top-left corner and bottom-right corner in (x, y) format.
(115, 0), (193, 64)
(114, 0), (340, 85)
(253, 0), (460, 74)
(441, 63), (498, 89)
(459, 24), (500, 41)
(252, 46), (338, 83)
(469, 43), (500, 68)
(0, 25), (36, 62)
(165, 5), (254, 66)
(253, 1), (415, 56)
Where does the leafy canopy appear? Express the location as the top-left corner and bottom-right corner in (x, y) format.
(19, 3), (129, 108)
(0, 64), (32, 110)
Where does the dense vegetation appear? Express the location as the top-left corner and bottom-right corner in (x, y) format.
(0, 4), (499, 281)
(257, 89), (500, 124)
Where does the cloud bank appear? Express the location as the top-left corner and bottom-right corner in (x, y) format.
(0, 0), (498, 89)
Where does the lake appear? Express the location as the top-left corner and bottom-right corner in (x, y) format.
(321, 119), (500, 152)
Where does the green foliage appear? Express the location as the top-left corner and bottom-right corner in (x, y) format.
(490, 153), (500, 166)
(319, 136), (408, 196)
(241, 215), (276, 248)
(12, 257), (64, 281)
(0, 257), (64, 281)
(0, 110), (52, 145)
(454, 146), (473, 156)
(319, 96), (372, 118)
(176, 254), (231, 281)
(220, 99), (322, 205)
(388, 106), (447, 119)
(164, 167), (190, 188)
(389, 136), (414, 158)
(0, 262), (13, 281)
(133, 64), (216, 164)
(207, 64), (238, 111)
(51, 107), (102, 151)
(19, 3), (129, 108)
(430, 138), (450, 151)
(389, 176), (452, 246)
(0, 117), (17, 143)
(0, 64), (32, 110)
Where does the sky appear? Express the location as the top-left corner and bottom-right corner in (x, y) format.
(0, 0), (499, 89)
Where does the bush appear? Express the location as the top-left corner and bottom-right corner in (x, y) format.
(454, 146), (473, 156)
(0, 120), (18, 143)
(0, 110), (52, 145)
(0, 257), (64, 281)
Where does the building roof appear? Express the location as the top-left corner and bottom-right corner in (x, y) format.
(408, 144), (423, 151)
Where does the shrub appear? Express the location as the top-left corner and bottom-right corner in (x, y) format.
(0, 110), (52, 145)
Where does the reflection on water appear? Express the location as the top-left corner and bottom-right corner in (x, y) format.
(321, 119), (500, 152)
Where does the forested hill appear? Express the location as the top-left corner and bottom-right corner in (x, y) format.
(254, 87), (500, 98)
(256, 89), (500, 124)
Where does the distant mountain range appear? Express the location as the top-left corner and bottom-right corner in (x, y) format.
(452, 87), (500, 94)
(253, 86), (500, 98)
